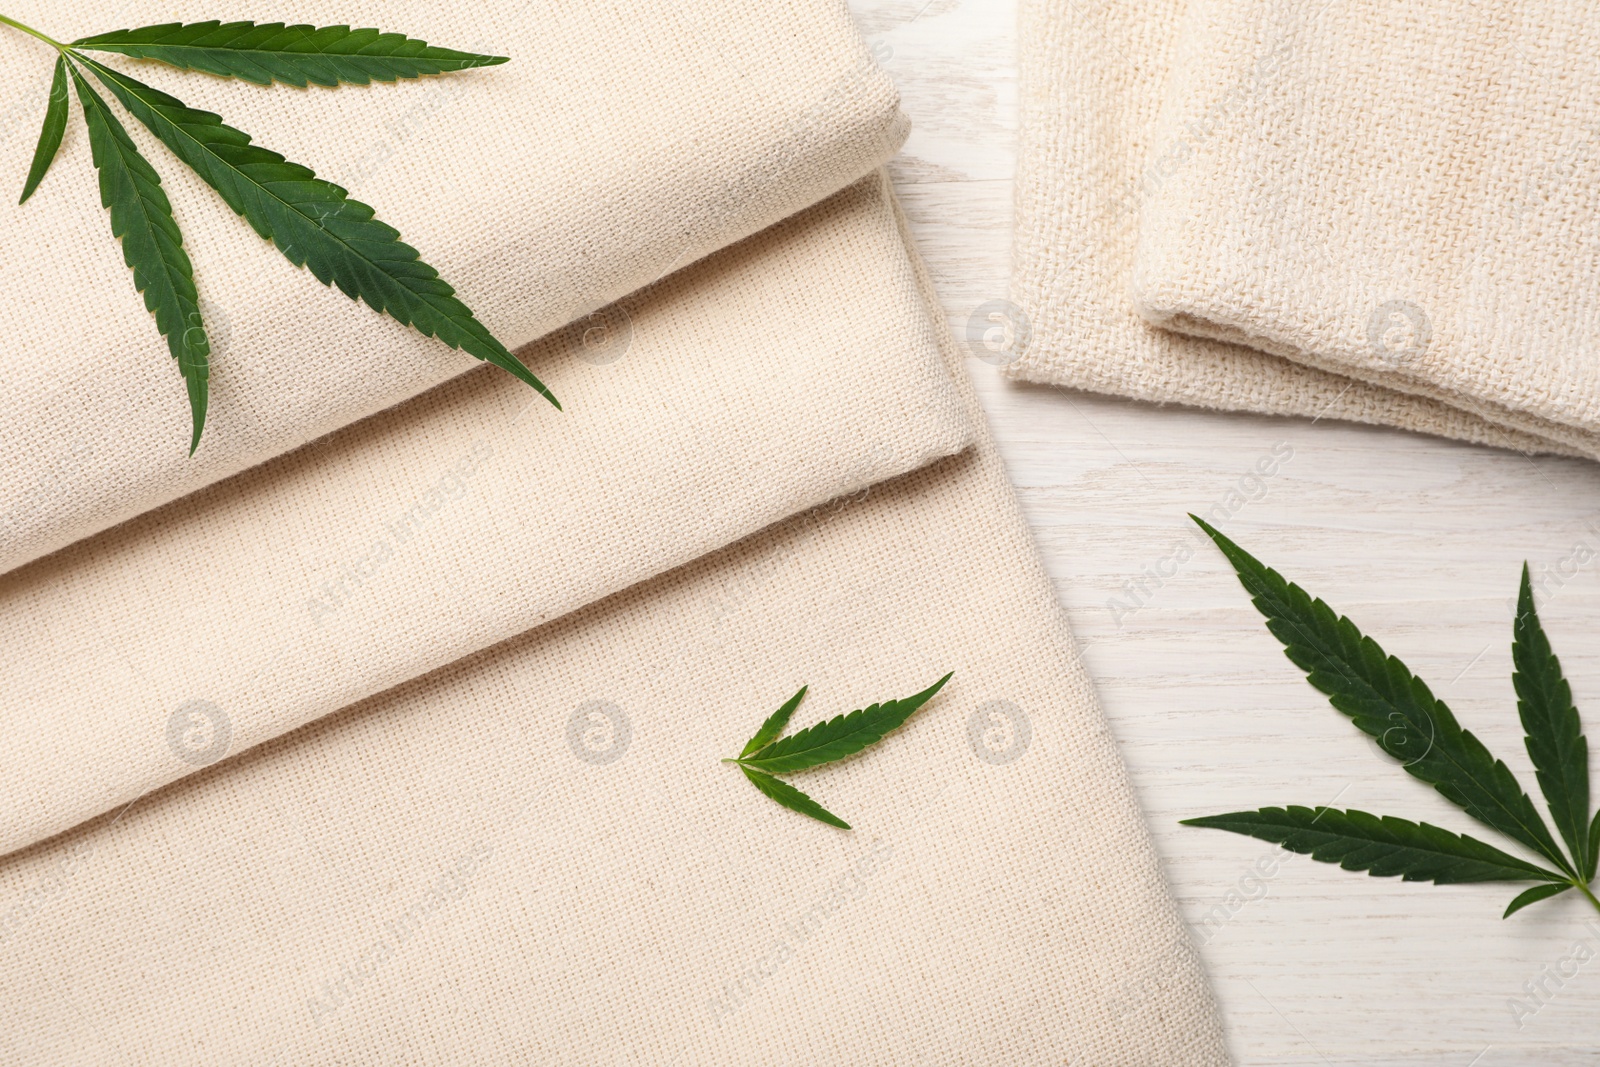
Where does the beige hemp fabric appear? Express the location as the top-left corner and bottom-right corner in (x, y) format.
(0, 175), (973, 859)
(1006, 0), (1577, 458)
(0, 0), (909, 573)
(1130, 0), (1600, 458)
(0, 171), (1225, 1065)
(0, 2), (1227, 1061)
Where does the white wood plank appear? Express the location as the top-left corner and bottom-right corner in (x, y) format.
(855, 0), (1600, 1061)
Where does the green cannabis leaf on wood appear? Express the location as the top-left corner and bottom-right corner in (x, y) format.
(1, 14), (558, 455)
(724, 673), (953, 829)
(1182, 515), (1600, 920)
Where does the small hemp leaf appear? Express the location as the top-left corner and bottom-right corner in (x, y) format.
(723, 672), (953, 830)
(1, 13), (557, 455)
(1181, 515), (1600, 923)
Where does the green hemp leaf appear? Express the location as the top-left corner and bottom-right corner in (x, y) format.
(724, 673), (953, 829)
(1, 14), (556, 455)
(1183, 516), (1600, 920)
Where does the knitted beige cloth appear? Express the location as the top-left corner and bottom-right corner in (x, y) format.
(1005, 0), (1576, 458)
(0, 176), (1227, 1063)
(1129, 0), (1600, 458)
(0, 0), (908, 574)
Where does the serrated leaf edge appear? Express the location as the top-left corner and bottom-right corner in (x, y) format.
(74, 21), (508, 88)
(739, 672), (952, 774)
(1512, 562), (1591, 878)
(67, 56), (210, 452)
(740, 766), (849, 830)
(1190, 515), (1576, 879)
(740, 685), (807, 759)
(74, 53), (558, 414)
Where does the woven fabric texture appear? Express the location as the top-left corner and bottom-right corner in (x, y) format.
(1129, 0), (1600, 457)
(0, 173), (972, 859)
(0, 177), (1227, 1066)
(0, 0), (909, 573)
(1006, 0), (1579, 458)
(0, 3), (1229, 1060)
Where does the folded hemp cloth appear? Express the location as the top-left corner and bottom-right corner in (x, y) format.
(1007, 0), (1591, 459)
(0, 178), (1227, 1067)
(0, 2), (1225, 1064)
(0, 0), (909, 573)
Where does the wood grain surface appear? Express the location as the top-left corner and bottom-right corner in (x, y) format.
(854, 0), (1600, 1061)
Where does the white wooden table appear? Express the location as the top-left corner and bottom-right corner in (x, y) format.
(855, 0), (1600, 1062)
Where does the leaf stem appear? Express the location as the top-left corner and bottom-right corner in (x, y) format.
(1578, 881), (1600, 917)
(0, 14), (67, 52)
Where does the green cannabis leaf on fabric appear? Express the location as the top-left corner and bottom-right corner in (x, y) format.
(725, 673), (953, 829)
(1183, 515), (1600, 920)
(1, 14), (558, 455)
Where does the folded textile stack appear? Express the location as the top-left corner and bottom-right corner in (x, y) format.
(0, 0), (907, 572)
(1010, 0), (1598, 459)
(0, 1), (1225, 1062)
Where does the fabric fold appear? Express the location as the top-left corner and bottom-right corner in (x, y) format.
(0, 177), (1226, 1067)
(1005, 0), (1577, 458)
(1128, 0), (1600, 458)
(0, 0), (908, 574)
(0, 173), (972, 859)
